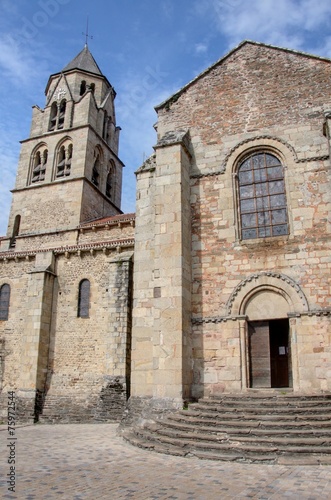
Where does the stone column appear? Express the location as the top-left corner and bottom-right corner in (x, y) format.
(17, 252), (56, 421)
(130, 131), (192, 418)
(239, 317), (248, 391)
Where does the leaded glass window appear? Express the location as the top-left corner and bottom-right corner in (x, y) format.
(238, 152), (288, 240)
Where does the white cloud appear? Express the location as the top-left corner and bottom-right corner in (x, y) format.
(195, 0), (331, 52)
(195, 42), (209, 54)
(0, 34), (49, 86)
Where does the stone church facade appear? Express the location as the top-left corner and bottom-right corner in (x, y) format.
(0, 41), (330, 423)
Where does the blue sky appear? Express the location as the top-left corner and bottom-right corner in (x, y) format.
(1, 0), (331, 235)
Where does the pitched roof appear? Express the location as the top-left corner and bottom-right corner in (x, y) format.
(155, 40), (331, 111)
(62, 45), (103, 76)
(79, 213), (136, 228)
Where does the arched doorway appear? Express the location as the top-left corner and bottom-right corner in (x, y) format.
(227, 272), (309, 391)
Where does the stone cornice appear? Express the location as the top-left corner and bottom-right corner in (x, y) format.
(192, 309), (331, 324)
(0, 238), (134, 261)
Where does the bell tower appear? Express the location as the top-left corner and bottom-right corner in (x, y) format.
(6, 45), (123, 244)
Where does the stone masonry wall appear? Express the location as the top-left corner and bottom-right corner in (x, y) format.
(154, 42), (331, 396)
(0, 259), (35, 420)
(38, 250), (133, 422)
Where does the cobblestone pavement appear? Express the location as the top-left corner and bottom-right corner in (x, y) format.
(1, 424), (331, 499)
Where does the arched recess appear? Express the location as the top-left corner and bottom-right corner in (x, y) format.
(227, 272), (309, 317)
(92, 146), (103, 187)
(227, 272), (309, 390)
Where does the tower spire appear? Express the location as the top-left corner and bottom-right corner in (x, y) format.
(82, 16), (93, 47)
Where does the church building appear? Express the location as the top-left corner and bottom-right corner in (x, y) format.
(0, 41), (330, 423)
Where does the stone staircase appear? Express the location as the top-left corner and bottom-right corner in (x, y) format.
(122, 394), (331, 464)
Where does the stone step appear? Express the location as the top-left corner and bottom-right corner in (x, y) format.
(190, 403), (331, 415)
(199, 395), (331, 404)
(169, 413), (331, 429)
(135, 427), (331, 456)
(150, 426), (331, 449)
(178, 408), (331, 421)
(161, 418), (331, 437)
(124, 394), (331, 464)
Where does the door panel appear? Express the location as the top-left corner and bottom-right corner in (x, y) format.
(249, 321), (271, 388)
(249, 319), (290, 389)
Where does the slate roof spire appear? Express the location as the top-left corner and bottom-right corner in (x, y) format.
(62, 45), (103, 76)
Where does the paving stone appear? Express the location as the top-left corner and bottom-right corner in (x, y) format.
(1, 424), (330, 499)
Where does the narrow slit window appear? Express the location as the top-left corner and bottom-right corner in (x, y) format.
(0, 284), (10, 321)
(78, 279), (90, 318)
(80, 80), (86, 96)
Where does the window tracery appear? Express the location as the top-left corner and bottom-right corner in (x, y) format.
(237, 152), (288, 240)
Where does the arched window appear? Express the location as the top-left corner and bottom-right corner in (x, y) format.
(78, 279), (90, 318)
(48, 99), (66, 131)
(55, 141), (73, 178)
(92, 150), (101, 187)
(31, 147), (48, 183)
(0, 284), (10, 321)
(58, 99), (66, 129)
(237, 152), (288, 240)
(89, 83), (95, 94)
(49, 102), (57, 131)
(106, 172), (112, 199)
(80, 80), (86, 96)
(106, 160), (114, 199)
(9, 215), (21, 249)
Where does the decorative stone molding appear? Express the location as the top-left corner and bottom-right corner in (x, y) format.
(288, 309), (331, 318)
(190, 135), (329, 179)
(192, 315), (247, 324)
(226, 271), (309, 316)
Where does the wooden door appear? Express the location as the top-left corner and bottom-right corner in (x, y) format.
(249, 321), (271, 388)
(249, 319), (290, 388)
(270, 319), (289, 388)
